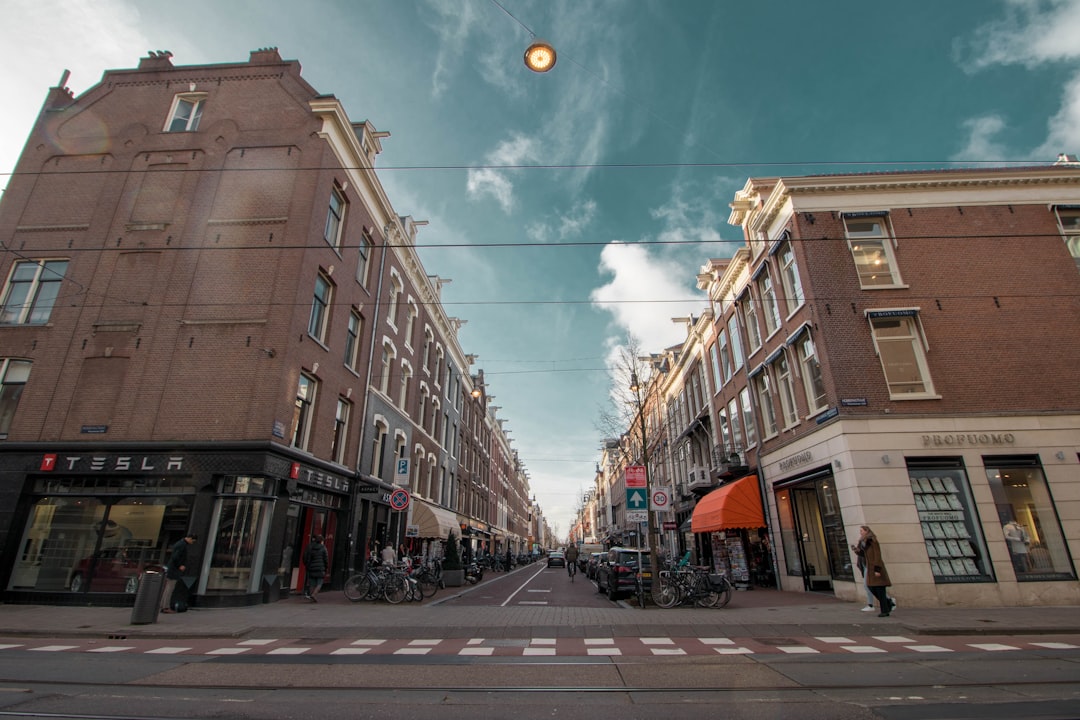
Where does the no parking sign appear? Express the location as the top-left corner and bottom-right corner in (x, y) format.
(390, 489), (410, 511)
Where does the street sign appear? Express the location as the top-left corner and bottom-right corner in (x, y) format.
(625, 466), (647, 488)
(650, 488), (671, 511)
(627, 511), (648, 523)
(395, 458), (410, 485)
(389, 489), (410, 511)
(627, 487), (647, 510)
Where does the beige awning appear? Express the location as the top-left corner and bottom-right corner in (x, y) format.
(412, 501), (458, 539)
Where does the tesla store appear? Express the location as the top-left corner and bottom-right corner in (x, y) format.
(0, 444), (351, 607)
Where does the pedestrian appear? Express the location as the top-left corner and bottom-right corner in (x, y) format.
(859, 526), (895, 617)
(381, 542), (398, 566)
(398, 543), (410, 567)
(160, 533), (197, 614)
(853, 529), (895, 613)
(505, 547), (513, 570)
(302, 535), (329, 602)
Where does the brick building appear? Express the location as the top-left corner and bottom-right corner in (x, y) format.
(674, 163), (1080, 607)
(0, 50), (528, 606)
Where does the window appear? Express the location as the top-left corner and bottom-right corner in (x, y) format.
(308, 273), (332, 343)
(371, 422), (388, 477)
(796, 334), (827, 413)
(387, 275), (402, 328)
(331, 398), (350, 464)
(1, 260), (68, 325)
(907, 458), (993, 583)
(985, 457), (1075, 581)
(0, 359), (31, 439)
(422, 328), (433, 374)
(379, 343), (394, 394)
(344, 310), (362, 371)
(727, 397), (743, 452)
(291, 373), (317, 450)
(718, 329), (732, 382)
(774, 352), (799, 428)
(1055, 207), (1080, 270)
(778, 240), (805, 315)
(398, 362), (411, 409)
(405, 304), (418, 348)
(740, 293), (761, 353)
(419, 386), (429, 433)
(357, 229), (375, 288)
(868, 311), (935, 397)
(324, 186), (346, 249)
(165, 94), (204, 132)
(757, 269), (781, 336)
(709, 342), (722, 392)
(739, 386), (757, 448)
(754, 372), (778, 438)
(844, 214), (901, 287)
(727, 316), (744, 372)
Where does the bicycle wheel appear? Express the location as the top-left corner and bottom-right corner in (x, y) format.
(416, 572), (438, 598)
(343, 573), (369, 602)
(711, 580), (733, 608)
(652, 578), (681, 609)
(383, 575), (408, 604)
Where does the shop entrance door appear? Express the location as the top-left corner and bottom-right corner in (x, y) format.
(791, 487), (832, 591)
(283, 506), (336, 594)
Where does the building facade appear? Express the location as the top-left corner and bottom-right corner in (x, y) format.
(0, 50), (532, 606)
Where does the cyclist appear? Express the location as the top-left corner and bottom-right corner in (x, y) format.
(564, 543), (579, 580)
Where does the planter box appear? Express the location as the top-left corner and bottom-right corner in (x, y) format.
(442, 569), (464, 587)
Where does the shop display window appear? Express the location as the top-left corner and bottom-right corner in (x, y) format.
(206, 476), (276, 593)
(8, 493), (191, 593)
(907, 458), (994, 583)
(984, 456), (1076, 582)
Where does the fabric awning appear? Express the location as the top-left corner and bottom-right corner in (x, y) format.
(412, 501), (458, 539)
(691, 475), (765, 533)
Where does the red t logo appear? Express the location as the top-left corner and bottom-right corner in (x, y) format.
(40, 454), (57, 471)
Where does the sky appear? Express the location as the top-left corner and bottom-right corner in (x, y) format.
(3, 0), (1080, 539)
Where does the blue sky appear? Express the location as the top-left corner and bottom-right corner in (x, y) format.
(3, 0), (1079, 536)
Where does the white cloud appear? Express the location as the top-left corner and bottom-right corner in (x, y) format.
(958, 0), (1080, 71)
(466, 134), (540, 213)
(590, 242), (702, 352)
(956, 0), (1080, 160)
(0, 0), (152, 185)
(951, 115), (1011, 161)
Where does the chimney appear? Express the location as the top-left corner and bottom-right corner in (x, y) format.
(249, 47), (283, 64)
(138, 51), (174, 70)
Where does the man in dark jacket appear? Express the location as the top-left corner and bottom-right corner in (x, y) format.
(160, 533), (197, 614)
(302, 535), (330, 602)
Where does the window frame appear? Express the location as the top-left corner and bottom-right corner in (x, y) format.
(324, 185), (346, 250)
(778, 239), (805, 315)
(772, 350), (800, 429)
(164, 93), (207, 133)
(308, 272), (332, 343)
(843, 213), (902, 288)
(756, 268), (781, 337)
(345, 310), (362, 372)
(739, 292), (762, 354)
(291, 373), (317, 451)
(357, 229), (375, 288)
(331, 397), (351, 464)
(1, 259), (69, 325)
(1054, 206), (1080, 270)
(753, 371), (778, 439)
(866, 309), (938, 399)
(0, 358), (31, 439)
(795, 332), (828, 414)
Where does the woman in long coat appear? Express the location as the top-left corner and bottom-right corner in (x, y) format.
(859, 526), (895, 617)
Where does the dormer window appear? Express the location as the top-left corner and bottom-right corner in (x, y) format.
(165, 93), (206, 132)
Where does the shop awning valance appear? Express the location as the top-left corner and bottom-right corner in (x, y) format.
(691, 475), (765, 533)
(412, 501), (458, 539)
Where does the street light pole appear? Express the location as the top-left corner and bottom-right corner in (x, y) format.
(630, 372), (660, 607)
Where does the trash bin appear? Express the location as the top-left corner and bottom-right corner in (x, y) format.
(130, 569), (165, 625)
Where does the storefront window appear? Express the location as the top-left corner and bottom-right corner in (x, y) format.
(8, 493), (190, 593)
(205, 476), (275, 593)
(908, 458), (993, 583)
(984, 456), (1075, 582)
(775, 490), (802, 576)
(817, 479), (853, 581)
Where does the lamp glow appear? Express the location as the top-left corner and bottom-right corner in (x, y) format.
(524, 40), (556, 73)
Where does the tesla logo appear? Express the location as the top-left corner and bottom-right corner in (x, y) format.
(290, 462), (300, 479)
(41, 454), (57, 471)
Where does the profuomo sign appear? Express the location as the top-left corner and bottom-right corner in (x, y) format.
(921, 433), (1016, 447)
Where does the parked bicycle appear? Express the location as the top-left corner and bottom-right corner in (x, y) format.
(343, 563), (409, 604)
(652, 565), (733, 609)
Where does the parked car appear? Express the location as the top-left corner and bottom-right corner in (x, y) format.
(595, 547), (652, 600)
(585, 552), (604, 579)
(546, 551), (566, 568)
(69, 546), (161, 594)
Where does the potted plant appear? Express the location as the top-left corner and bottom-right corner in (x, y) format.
(442, 530), (465, 587)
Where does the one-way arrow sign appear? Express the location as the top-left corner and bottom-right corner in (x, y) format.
(627, 487), (647, 510)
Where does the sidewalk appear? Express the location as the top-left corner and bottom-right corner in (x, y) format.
(1, 583), (1077, 641)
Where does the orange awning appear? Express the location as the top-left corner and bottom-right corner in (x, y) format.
(690, 475), (765, 533)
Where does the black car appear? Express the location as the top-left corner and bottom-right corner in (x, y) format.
(595, 547), (652, 600)
(585, 552), (604, 579)
(546, 551), (566, 568)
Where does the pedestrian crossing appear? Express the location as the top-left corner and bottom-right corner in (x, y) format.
(0, 635), (1076, 658)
